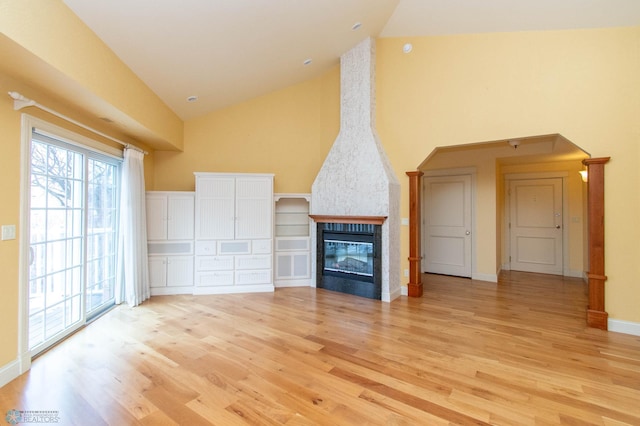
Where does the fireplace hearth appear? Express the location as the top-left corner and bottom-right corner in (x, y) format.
(316, 222), (382, 300)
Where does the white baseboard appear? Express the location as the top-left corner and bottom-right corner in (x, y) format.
(150, 286), (194, 296)
(193, 284), (275, 295)
(274, 279), (312, 288)
(563, 269), (584, 278)
(0, 358), (21, 388)
(608, 319), (640, 336)
(472, 272), (498, 283)
(384, 286), (402, 302)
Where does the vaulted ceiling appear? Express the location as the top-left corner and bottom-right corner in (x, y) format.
(63, 0), (640, 120)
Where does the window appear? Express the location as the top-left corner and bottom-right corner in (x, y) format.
(27, 126), (121, 355)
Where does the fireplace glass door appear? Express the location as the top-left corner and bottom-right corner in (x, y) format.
(324, 239), (373, 277)
(317, 222), (381, 299)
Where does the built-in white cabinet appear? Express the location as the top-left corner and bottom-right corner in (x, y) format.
(194, 173), (274, 294)
(274, 194), (311, 287)
(146, 191), (195, 295)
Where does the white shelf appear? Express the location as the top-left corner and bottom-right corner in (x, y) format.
(274, 194), (311, 287)
(274, 194), (310, 237)
(275, 224), (310, 237)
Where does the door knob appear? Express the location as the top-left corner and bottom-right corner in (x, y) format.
(465, 231), (471, 235)
(556, 225), (561, 229)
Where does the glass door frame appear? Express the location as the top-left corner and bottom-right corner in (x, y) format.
(18, 115), (123, 372)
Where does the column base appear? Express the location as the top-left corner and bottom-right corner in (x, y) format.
(407, 282), (423, 297)
(587, 308), (608, 330)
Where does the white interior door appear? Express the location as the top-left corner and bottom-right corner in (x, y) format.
(509, 178), (563, 274)
(422, 174), (472, 277)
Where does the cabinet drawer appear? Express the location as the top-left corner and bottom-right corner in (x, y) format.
(195, 256), (234, 271)
(218, 240), (250, 254)
(195, 240), (217, 255)
(195, 271), (234, 286)
(148, 241), (193, 255)
(235, 255), (271, 270)
(235, 269), (271, 285)
(252, 239), (272, 254)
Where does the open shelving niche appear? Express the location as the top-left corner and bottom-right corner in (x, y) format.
(274, 193), (312, 287)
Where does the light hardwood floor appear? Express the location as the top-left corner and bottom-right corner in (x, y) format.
(1, 271), (639, 425)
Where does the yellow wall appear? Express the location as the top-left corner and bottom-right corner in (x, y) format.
(0, 76), (22, 368)
(153, 66), (340, 193)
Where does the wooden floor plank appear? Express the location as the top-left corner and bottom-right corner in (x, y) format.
(1, 271), (640, 425)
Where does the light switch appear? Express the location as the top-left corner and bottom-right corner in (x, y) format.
(401, 218), (409, 226)
(1, 225), (16, 240)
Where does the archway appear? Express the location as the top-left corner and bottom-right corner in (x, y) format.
(406, 134), (609, 329)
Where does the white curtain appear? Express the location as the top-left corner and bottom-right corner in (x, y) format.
(116, 147), (149, 306)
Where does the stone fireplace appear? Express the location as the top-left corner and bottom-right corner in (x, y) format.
(310, 38), (400, 302)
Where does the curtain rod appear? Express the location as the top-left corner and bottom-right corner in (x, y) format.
(7, 91), (148, 155)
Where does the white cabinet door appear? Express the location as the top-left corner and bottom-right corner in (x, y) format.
(276, 252), (310, 279)
(146, 194), (168, 240)
(149, 256), (194, 288)
(148, 257), (167, 288)
(196, 177), (235, 240)
(196, 175), (273, 240)
(167, 195), (195, 240)
(166, 256), (194, 287)
(147, 192), (195, 241)
(236, 177), (273, 239)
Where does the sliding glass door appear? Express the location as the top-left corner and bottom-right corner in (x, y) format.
(28, 130), (120, 354)
(86, 158), (119, 314)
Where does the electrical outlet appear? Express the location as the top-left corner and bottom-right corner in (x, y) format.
(404, 269), (409, 277)
(1, 225), (16, 240)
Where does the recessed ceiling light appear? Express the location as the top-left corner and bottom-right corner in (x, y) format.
(352, 22), (362, 31)
(186, 95), (198, 103)
(403, 43), (413, 54)
(303, 58), (312, 66)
